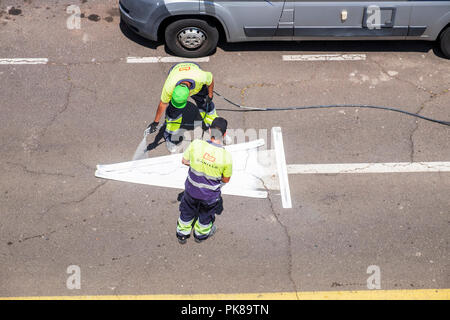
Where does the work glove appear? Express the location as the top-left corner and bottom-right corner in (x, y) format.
(144, 121), (159, 136)
(145, 121), (159, 135)
(205, 95), (213, 105)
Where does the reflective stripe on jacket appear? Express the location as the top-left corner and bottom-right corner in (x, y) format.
(183, 139), (232, 201)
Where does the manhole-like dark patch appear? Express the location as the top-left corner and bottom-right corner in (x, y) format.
(88, 14), (101, 22)
(8, 7), (22, 15)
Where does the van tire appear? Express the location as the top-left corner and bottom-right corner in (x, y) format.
(164, 19), (219, 58)
(440, 27), (450, 59)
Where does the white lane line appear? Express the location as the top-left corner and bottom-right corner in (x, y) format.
(287, 162), (450, 174)
(272, 127), (292, 209)
(282, 54), (366, 61)
(126, 56), (210, 63)
(0, 58), (48, 65)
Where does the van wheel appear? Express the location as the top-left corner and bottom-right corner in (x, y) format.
(440, 27), (450, 59)
(164, 19), (219, 58)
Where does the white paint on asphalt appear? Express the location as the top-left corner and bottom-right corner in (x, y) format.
(282, 54), (366, 61)
(95, 139), (268, 199)
(272, 127), (292, 209)
(126, 56), (210, 63)
(286, 162), (450, 174)
(0, 58), (48, 65)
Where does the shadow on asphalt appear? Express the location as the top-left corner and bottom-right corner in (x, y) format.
(119, 19), (163, 50)
(219, 40), (447, 58)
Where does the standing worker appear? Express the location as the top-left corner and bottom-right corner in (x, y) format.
(147, 62), (219, 152)
(176, 117), (232, 244)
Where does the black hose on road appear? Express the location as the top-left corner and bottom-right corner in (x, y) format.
(213, 90), (450, 127)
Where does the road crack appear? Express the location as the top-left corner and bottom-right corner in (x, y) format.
(41, 180), (108, 216)
(253, 174), (299, 299)
(42, 66), (74, 135)
(370, 58), (431, 94)
(7, 181), (108, 246)
(6, 161), (76, 178)
(409, 88), (450, 161)
(371, 58), (450, 162)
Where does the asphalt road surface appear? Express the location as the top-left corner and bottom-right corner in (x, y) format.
(0, 0), (449, 298)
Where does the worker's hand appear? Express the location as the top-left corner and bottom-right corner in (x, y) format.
(205, 95), (213, 105)
(146, 121), (159, 135)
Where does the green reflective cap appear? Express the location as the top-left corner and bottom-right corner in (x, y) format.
(171, 85), (190, 109)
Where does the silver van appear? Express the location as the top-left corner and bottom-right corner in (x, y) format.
(119, 0), (450, 58)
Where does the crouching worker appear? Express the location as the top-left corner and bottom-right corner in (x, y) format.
(176, 117), (232, 244)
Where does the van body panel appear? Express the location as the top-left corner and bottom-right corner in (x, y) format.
(120, 0), (199, 40)
(409, 2), (450, 40)
(201, 1), (287, 41)
(292, 2), (411, 40)
(119, 0), (450, 43)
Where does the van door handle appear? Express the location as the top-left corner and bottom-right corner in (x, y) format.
(341, 9), (348, 22)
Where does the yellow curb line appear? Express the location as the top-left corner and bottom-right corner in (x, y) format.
(1, 289), (449, 300)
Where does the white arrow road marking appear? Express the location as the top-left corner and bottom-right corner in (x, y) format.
(96, 125), (449, 209)
(95, 139), (269, 199)
(287, 162), (450, 174)
(126, 56), (210, 63)
(0, 58), (48, 65)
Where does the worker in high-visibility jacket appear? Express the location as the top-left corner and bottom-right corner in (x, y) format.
(176, 117), (232, 244)
(147, 62), (218, 152)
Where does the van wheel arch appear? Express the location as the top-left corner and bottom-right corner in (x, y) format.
(158, 15), (228, 44)
(438, 24), (450, 59)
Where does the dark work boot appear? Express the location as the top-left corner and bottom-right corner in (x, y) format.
(194, 225), (217, 243)
(176, 232), (190, 245)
